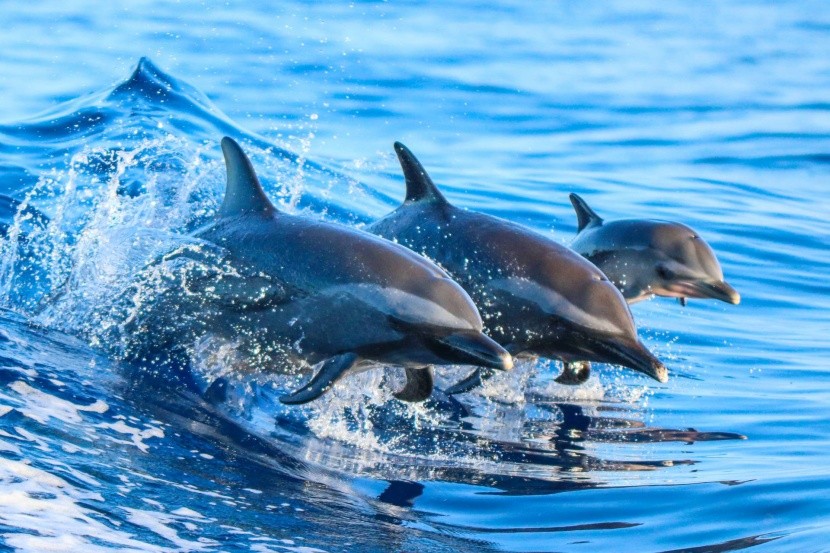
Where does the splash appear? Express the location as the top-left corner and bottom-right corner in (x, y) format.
(0, 137), (222, 327)
(0, 59), (721, 491)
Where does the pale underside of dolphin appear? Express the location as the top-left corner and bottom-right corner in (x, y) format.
(126, 137), (512, 405)
(369, 142), (668, 393)
(569, 193), (740, 307)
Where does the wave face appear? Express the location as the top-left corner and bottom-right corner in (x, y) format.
(1, 2), (830, 552)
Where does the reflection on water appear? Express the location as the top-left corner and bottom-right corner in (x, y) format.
(294, 396), (744, 501)
(660, 534), (781, 553)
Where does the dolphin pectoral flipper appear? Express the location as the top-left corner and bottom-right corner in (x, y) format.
(444, 368), (494, 395)
(554, 361), (591, 385)
(279, 353), (360, 405)
(393, 367), (434, 402)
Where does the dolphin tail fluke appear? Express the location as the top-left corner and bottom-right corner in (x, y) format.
(554, 361), (591, 385)
(279, 352), (359, 405)
(444, 368), (493, 395)
(569, 193), (604, 232)
(219, 137), (276, 217)
(393, 367), (434, 402)
(393, 142), (449, 205)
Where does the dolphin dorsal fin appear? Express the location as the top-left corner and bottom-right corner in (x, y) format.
(218, 137), (276, 217)
(394, 142), (449, 205)
(569, 193), (603, 232)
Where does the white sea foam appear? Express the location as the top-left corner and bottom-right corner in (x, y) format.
(7, 381), (109, 425)
(0, 457), (162, 552)
(123, 507), (217, 551)
(96, 420), (165, 453)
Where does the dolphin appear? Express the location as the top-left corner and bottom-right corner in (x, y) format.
(569, 193), (740, 306)
(368, 143), (667, 392)
(123, 137), (511, 404)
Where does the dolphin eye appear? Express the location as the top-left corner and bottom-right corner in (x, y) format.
(656, 265), (675, 280)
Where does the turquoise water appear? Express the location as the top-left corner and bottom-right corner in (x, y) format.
(0, 2), (829, 551)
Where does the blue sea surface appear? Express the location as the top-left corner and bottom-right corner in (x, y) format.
(0, 2), (829, 551)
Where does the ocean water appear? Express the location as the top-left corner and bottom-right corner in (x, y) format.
(0, 2), (829, 552)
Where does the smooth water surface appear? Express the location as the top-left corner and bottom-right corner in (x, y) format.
(0, 2), (828, 551)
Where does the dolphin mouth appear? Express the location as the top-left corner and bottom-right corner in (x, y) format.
(599, 338), (669, 383)
(694, 280), (740, 305)
(670, 279), (740, 305)
(431, 331), (513, 371)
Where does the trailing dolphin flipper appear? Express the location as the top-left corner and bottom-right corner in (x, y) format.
(280, 353), (360, 405)
(554, 361), (591, 385)
(448, 360), (592, 394)
(445, 368), (492, 395)
(393, 367), (434, 402)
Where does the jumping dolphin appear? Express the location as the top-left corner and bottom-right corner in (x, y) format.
(569, 193), (740, 306)
(124, 137), (511, 404)
(368, 143), (667, 392)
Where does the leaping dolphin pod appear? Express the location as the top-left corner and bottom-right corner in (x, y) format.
(569, 193), (740, 306)
(369, 143), (668, 392)
(130, 137), (512, 404)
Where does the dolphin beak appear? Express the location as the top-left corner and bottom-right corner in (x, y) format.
(686, 279), (741, 305)
(601, 339), (669, 383)
(432, 331), (513, 371)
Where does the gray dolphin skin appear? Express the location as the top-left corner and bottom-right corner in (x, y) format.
(569, 194), (740, 306)
(368, 143), (668, 391)
(128, 137), (511, 404)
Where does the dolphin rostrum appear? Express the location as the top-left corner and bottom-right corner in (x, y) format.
(123, 137), (511, 404)
(369, 143), (668, 392)
(569, 193), (740, 306)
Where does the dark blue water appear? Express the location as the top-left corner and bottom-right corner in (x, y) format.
(1, 2), (829, 551)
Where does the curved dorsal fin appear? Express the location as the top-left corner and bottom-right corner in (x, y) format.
(394, 142), (449, 205)
(569, 193), (603, 232)
(218, 137), (276, 217)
